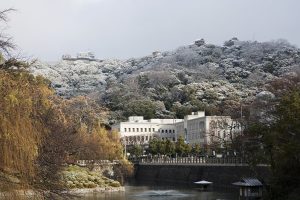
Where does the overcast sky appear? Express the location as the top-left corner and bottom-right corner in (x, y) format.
(1, 0), (300, 61)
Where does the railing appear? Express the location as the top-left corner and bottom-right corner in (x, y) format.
(76, 160), (119, 167)
(138, 157), (249, 165)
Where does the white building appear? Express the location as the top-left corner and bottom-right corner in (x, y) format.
(113, 116), (183, 146)
(77, 52), (95, 60)
(113, 111), (240, 147)
(185, 112), (240, 146)
(62, 52), (96, 61)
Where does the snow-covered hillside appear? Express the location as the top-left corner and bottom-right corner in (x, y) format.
(30, 38), (300, 119)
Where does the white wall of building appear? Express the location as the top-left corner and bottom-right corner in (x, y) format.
(186, 117), (206, 145)
(204, 116), (241, 146)
(158, 124), (177, 141)
(175, 121), (184, 140)
(113, 111), (241, 147)
(119, 122), (159, 145)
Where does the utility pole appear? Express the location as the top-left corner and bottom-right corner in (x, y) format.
(240, 104), (243, 120)
(123, 138), (127, 159)
(240, 104), (243, 135)
(240, 103), (245, 160)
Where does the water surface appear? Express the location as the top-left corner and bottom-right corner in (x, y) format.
(81, 183), (238, 200)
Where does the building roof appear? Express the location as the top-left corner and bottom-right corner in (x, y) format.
(232, 178), (263, 187)
(194, 180), (213, 185)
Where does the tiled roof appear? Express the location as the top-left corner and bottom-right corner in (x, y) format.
(232, 178), (263, 187)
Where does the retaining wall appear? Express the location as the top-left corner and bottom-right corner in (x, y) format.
(135, 164), (271, 188)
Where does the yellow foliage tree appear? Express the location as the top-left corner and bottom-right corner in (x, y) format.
(0, 70), (53, 189)
(0, 66), (126, 192)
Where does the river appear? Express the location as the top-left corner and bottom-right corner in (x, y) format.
(81, 182), (238, 200)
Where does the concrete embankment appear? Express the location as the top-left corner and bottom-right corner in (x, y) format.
(135, 164), (271, 188)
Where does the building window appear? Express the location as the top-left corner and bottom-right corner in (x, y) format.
(146, 136), (148, 141)
(152, 128), (155, 132)
(165, 130), (168, 134)
(137, 128), (139, 132)
(144, 128), (147, 132)
(124, 128), (127, 132)
(141, 128), (143, 132)
(149, 128), (151, 132)
(133, 128), (135, 132)
(173, 130), (175, 133)
(162, 130), (164, 133)
(173, 137), (175, 141)
(128, 128), (131, 132)
(169, 130), (172, 133)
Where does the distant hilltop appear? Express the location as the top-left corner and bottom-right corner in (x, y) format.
(31, 38), (300, 113)
(62, 52), (101, 61)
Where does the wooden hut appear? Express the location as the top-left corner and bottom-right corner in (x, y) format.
(232, 178), (263, 200)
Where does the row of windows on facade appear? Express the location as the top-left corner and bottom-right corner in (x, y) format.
(211, 130), (228, 138)
(124, 135), (176, 142)
(124, 128), (154, 132)
(124, 135), (153, 141)
(124, 128), (175, 134)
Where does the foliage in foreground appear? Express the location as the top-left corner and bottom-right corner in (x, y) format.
(246, 80), (300, 200)
(0, 61), (124, 193)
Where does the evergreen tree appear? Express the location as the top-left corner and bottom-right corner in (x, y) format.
(175, 136), (186, 156)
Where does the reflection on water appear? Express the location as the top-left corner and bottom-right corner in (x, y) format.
(80, 184), (238, 200)
(135, 189), (189, 198)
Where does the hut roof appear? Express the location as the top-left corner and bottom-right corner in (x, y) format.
(194, 180), (213, 185)
(232, 178), (263, 187)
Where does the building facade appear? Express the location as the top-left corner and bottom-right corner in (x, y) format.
(113, 111), (240, 147)
(113, 116), (183, 146)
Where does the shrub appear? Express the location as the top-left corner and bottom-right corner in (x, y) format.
(75, 182), (84, 188)
(109, 181), (121, 187)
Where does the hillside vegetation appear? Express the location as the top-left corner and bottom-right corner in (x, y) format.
(31, 38), (300, 121)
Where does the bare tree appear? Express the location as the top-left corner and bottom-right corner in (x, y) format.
(0, 8), (16, 56)
(207, 117), (242, 156)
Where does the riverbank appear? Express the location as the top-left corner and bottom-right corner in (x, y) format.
(0, 186), (125, 199)
(63, 165), (122, 188)
(0, 164), (125, 199)
(66, 186), (125, 195)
